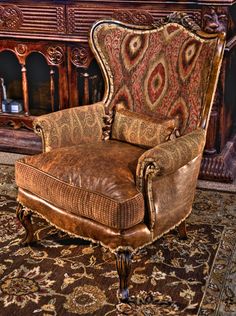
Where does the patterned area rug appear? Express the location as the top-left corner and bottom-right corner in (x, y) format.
(0, 164), (235, 315)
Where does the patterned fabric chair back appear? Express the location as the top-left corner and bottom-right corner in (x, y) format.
(90, 19), (224, 135)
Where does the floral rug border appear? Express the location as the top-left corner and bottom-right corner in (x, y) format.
(197, 226), (236, 315)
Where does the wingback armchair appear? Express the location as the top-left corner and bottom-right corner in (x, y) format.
(15, 13), (225, 302)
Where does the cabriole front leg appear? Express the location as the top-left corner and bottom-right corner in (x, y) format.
(16, 202), (34, 246)
(115, 249), (133, 303)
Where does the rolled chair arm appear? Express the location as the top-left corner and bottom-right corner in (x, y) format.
(33, 102), (105, 152)
(136, 128), (206, 192)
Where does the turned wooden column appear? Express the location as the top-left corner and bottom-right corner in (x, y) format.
(68, 44), (94, 106)
(80, 72), (90, 105)
(50, 67), (55, 112)
(21, 64), (29, 116)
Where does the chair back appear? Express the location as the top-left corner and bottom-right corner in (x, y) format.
(89, 15), (225, 134)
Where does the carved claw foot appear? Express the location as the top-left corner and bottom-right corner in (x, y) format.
(178, 220), (188, 240)
(115, 249), (133, 303)
(16, 203), (34, 246)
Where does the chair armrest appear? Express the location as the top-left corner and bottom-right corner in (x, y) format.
(136, 128), (206, 191)
(33, 102), (105, 152)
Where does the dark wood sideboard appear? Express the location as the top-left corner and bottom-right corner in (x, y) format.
(0, 0), (236, 183)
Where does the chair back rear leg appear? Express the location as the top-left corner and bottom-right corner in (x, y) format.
(115, 249), (133, 302)
(178, 220), (188, 240)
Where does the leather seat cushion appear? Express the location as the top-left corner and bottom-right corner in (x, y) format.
(15, 140), (146, 230)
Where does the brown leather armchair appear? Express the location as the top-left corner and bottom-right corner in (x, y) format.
(15, 13), (225, 302)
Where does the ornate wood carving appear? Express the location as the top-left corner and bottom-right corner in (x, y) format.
(112, 9), (202, 30)
(154, 11), (201, 32)
(0, 5), (23, 30)
(70, 46), (93, 68)
(46, 46), (64, 65)
(56, 7), (66, 33)
(202, 6), (228, 33)
(112, 10), (154, 25)
(191, 11), (202, 27)
(67, 7), (75, 33)
(0, 5), (66, 37)
(15, 43), (27, 56)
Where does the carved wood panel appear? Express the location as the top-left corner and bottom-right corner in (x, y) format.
(66, 5), (202, 40)
(0, 39), (66, 65)
(0, 3), (66, 35)
(0, 39), (67, 122)
(202, 6), (229, 33)
(0, 5), (23, 29)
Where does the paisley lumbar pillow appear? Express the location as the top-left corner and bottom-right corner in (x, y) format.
(112, 106), (180, 148)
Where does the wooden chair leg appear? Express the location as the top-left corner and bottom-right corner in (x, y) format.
(16, 203), (34, 246)
(115, 249), (133, 303)
(178, 220), (187, 240)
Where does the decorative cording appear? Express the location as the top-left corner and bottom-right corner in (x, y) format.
(144, 162), (160, 234)
(16, 198), (135, 254)
(102, 108), (114, 141)
(33, 123), (46, 153)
